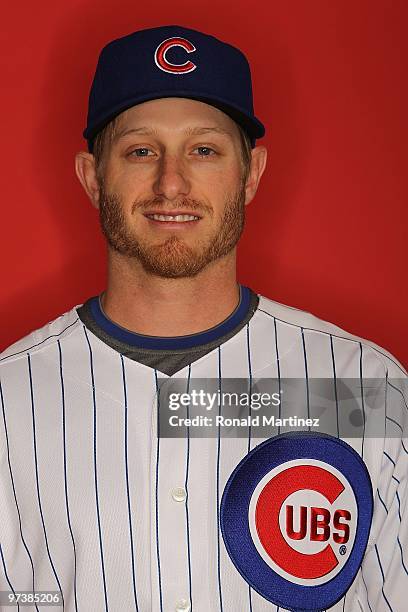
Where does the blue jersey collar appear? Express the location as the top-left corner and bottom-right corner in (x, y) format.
(88, 285), (252, 350)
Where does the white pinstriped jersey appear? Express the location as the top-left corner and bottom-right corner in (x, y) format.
(0, 293), (407, 612)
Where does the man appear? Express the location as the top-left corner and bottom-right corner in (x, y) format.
(0, 24), (406, 612)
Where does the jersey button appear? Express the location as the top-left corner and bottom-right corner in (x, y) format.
(175, 599), (190, 611)
(171, 487), (187, 502)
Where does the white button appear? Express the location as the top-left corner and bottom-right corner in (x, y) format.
(171, 487), (187, 502)
(175, 599), (190, 612)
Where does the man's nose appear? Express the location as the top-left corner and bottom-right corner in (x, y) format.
(152, 153), (191, 201)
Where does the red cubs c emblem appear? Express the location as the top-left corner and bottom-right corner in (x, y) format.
(248, 459), (358, 586)
(154, 37), (197, 74)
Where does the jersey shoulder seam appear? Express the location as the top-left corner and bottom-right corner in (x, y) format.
(256, 296), (407, 377)
(0, 312), (82, 366)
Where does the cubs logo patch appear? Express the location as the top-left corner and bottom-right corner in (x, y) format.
(220, 432), (373, 611)
(154, 37), (197, 74)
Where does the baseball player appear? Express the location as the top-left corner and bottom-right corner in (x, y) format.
(0, 25), (407, 612)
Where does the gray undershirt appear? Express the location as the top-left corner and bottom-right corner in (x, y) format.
(76, 289), (259, 376)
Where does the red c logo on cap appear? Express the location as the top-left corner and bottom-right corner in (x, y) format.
(154, 37), (197, 74)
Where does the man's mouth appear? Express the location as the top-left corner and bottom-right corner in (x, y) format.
(143, 208), (203, 226)
(145, 213), (200, 222)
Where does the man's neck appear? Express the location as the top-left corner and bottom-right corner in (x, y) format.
(101, 251), (240, 337)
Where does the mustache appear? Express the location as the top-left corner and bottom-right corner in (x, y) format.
(97, 182), (212, 216)
(131, 198), (213, 216)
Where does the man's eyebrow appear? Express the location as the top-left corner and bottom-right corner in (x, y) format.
(113, 125), (233, 141)
(185, 126), (232, 137)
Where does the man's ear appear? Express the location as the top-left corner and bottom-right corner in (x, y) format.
(244, 145), (267, 206)
(75, 152), (101, 210)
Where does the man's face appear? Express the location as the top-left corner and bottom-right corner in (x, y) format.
(97, 98), (248, 278)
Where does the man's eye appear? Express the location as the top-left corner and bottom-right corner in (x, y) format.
(195, 146), (216, 156)
(129, 148), (153, 157)
(128, 146), (216, 158)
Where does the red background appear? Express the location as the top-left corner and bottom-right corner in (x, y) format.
(1, 1), (407, 367)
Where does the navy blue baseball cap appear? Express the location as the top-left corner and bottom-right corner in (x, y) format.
(83, 25), (265, 152)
